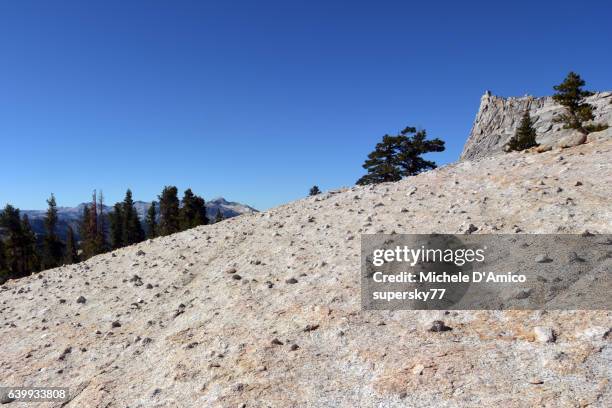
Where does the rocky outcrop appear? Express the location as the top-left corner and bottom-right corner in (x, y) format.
(1, 138), (611, 407)
(461, 91), (612, 160)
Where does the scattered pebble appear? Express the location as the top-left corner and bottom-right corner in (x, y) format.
(534, 326), (556, 343)
(412, 364), (425, 375)
(304, 324), (319, 332)
(535, 254), (553, 263)
(465, 224), (478, 234)
(428, 320), (452, 332)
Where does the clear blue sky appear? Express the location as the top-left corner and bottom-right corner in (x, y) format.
(1, 0), (611, 210)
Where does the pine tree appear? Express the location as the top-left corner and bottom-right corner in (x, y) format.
(356, 127), (445, 185)
(108, 203), (124, 249)
(21, 215), (39, 274)
(192, 195), (208, 227)
(146, 202), (157, 239)
(215, 208), (224, 223)
(96, 191), (109, 253)
(552, 72), (594, 132)
(78, 205), (93, 259)
(180, 189), (208, 230)
(506, 111), (538, 151)
(179, 188), (196, 230)
(0, 239), (9, 284)
(88, 190), (100, 256)
(0, 205), (23, 277)
(41, 193), (64, 269)
(309, 186), (321, 196)
(64, 226), (79, 264)
(121, 189), (144, 245)
(79, 191), (107, 259)
(158, 186), (180, 236)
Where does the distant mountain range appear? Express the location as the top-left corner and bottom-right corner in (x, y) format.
(18, 198), (257, 241)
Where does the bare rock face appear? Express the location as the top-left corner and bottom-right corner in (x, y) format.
(461, 91), (612, 160)
(1, 139), (611, 407)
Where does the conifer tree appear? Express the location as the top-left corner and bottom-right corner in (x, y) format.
(552, 72), (594, 132)
(158, 186), (180, 236)
(0, 239), (8, 283)
(215, 208), (224, 223)
(179, 188), (196, 230)
(0, 205), (23, 275)
(64, 226), (79, 264)
(0, 205), (37, 277)
(179, 189), (208, 230)
(121, 189), (144, 245)
(97, 191), (109, 253)
(356, 127), (445, 185)
(88, 191), (99, 256)
(79, 191), (107, 259)
(21, 215), (39, 274)
(506, 111), (538, 151)
(41, 193), (63, 269)
(78, 205), (93, 259)
(108, 203), (124, 249)
(192, 195), (208, 227)
(309, 186), (321, 196)
(146, 202), (157, 239)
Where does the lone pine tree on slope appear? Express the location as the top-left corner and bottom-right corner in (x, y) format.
(552, 71), (594, 133)
(506, 111), (538, 152)
(356, 126), (445, 185)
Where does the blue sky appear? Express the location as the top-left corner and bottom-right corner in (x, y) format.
(1, 0), (611, 210)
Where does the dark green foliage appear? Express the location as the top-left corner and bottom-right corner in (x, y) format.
(0, 205), (39, 279)
(108, 190), (145, 249)
(146, 202), (157, 239)
(79, 191), (107, 259)
(309, 185), (321, 196)
(78, 205), (93, 258)
(20, 215), (39, 274)
(159, 186), (180, 236)
(179, 188), (196, 230)
(41, 194), (64, 269)
(192, 196), (208, 226)
(179, 189), (208, 230)
(552, 72), (594, 132)
(78, 204), (97, 260)
(584, 123), (609, 133)
(215, 208), (224, 223)
(356, 126), (445, 185)
(0, 239), (8, 284)
(108, 203), (124, 249)
(96, 191), (109, 253)
(64, 226), (79, 264)
(506, 111), (538, 152)
(121, 189), (144, 245)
